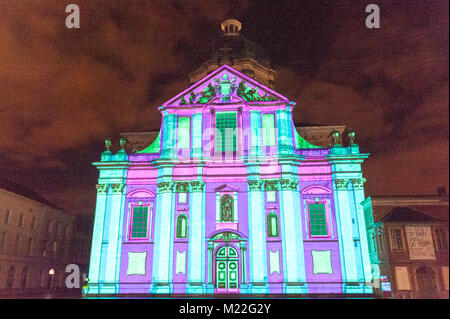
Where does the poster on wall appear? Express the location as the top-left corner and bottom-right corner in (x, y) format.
(405, 226), (436, 260)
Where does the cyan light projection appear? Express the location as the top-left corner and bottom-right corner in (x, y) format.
(85, 65), (373, 295)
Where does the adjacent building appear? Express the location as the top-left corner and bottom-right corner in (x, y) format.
(85, 20), (374, 296)
(363, 193), (449, 298)
(0, 178), (92, 296)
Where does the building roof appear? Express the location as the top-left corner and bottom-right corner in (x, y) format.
(206, 34), (272, 68)
(380, 206), (446, 223)
(0, 177), (59, 209)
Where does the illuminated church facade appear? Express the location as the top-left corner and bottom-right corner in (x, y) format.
(85, 20), (373, 296)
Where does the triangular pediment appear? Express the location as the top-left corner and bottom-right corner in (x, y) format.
(163, 65), (290, 107)
(214, 184), (240, 192)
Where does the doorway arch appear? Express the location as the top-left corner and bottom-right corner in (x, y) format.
(416, 266), (438, 299)
(20, 267), (28, 294)
(215, 245), (239, 292)
(6, 266), (15, 290)
(208, 230), (247, 293)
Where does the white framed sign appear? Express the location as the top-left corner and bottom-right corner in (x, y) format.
(405, 226), (436, 260)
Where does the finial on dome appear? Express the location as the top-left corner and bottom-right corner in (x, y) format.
(221, 19), (242, 36)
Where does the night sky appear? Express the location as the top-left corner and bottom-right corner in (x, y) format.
(0, 0), (448, 216)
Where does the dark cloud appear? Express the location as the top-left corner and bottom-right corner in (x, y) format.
(0, 0), (447, 215)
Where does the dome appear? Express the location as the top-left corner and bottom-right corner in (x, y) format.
(188, 19), (277, 88)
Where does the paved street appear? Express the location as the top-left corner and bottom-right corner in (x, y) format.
(1, 291), (82, 299)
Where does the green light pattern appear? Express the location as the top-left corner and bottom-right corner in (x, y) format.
(262, 114), (276, 146)
(178, 117), (191, 149)
(266, 191), (276, 202)
(236, 81), (276, 102)
(294, 128), (320, 149)
(269, 250), (280, 274)
(176, 214), (187, 238)
(138, 130), (161, 153)
(131, 206), (148, 238)
(309, 203), (328, 236)
(312, 250), (333, 274)
(216, 112), (237, 154)
(127, 251), (147, 276)
(267, 213), (279, 237)
(175, 250), (186, 274)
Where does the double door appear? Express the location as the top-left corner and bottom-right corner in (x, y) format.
(215, 246), (239, 292)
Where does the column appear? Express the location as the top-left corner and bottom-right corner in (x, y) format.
(279, 177), (306, 293)
(87, 184), (108, 293)
(240, 243), (247, 287)
(352, 177), (373, 292)
(104, 184), (126, 292)
(206, 242), (214, 293)
(247, 179), (268, 293)
(187, 181), (206, 293)
(334, 179), (358, 284)
(152, 178), (175, 293)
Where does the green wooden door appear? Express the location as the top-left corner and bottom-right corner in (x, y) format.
(228, 260), (238, 290)
(215, 246), (239, 292)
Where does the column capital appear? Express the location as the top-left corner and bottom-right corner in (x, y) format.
(279, 178), (298, 191)
(157, 181), (174, 193)
(96, 184), (109, 194)
(175, 181), (191, 193)
(248, 180), (263, 191)
(351, 177), (366, 190)
(110, 184), (125, 194)
(264, 180), (279, 191)
(334, 178), (349, 191)
(190, 180), (205, 192)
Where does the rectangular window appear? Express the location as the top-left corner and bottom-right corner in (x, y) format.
(442, 266), (449, 290)
(395, 266), (411, 290)
(131, 206), (149, 239)
(215, 112), (237, 156)
(262, 113), (276, 146)
(309, 203), (328, 236)
(389, 228), (404, 250)
(371, 233), (376, 252)
(266, 191), (276, 202)
(177, 116), (191, 149)
(376, 229), (384, 253)
(178, 192), (187, 204)
(4, 210), (10, 224)
(435, 228), (448, 250)
(0, 232), (6, 252)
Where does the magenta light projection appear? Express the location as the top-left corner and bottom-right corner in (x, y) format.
(84, 64), (373, 296)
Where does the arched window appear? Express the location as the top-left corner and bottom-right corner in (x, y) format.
(27, 237), (33, 256)
(37, 269), (43, 288)
(176, 214), (187, 238)
(14, 235), (20, 255)
(267, 213), (279, 237)
(42, 240), (48, 257)
(52, 241), (58, 255)
(0, 232), (6, 252)
(220, 195), (234, 222)
(21, 267), (28, 290)
(7, 266), (15, 289)
(18, 214), (24, 227)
